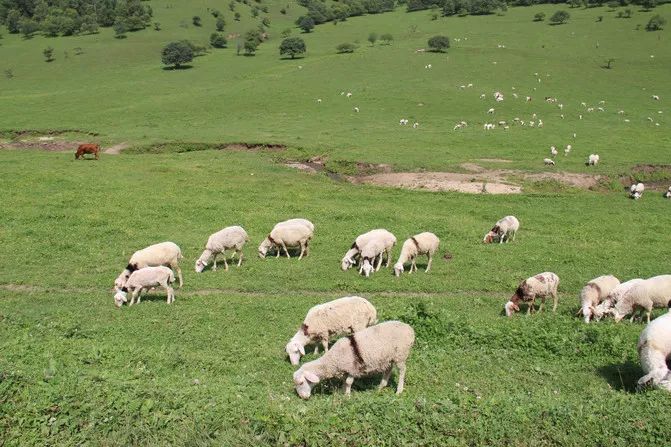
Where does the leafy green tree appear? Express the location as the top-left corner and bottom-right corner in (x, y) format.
(336, 42), (355, 53)
(380, 33), (393, 45)
(216, 17), (225, 31)
(646, 14), (666, 30)
(624, 8), (633, 18)
(428, 35), (450, 52)
(642, 0), (657, 10)
(549, 10), (570, 25)
(43, 46), (54, 62)
(244, 38), (258, 55)
(229, 1), (236, 11)
(234, 12), (241, 21)
(251, 7), (259, 17)
(279, 36), (306, 59)
(153, 22), (161, 30)
(192, 16), (202, 26)
(210, 32), (227, 48)
(368, 32), (378, 45)
(6, 9), (21, 33)
(297, 16), (315, 33)
(211, 9), (221, 18)
(262, 17), (271, 27)
(19, 18), (39, 38)
(113, 20), (127, 38)
(80, 16), (99, 34)
(534, 12), (546, 21)
(161, 41), (194, 68)
(33, 0), (49, 22)
(443, 0), (457, 15)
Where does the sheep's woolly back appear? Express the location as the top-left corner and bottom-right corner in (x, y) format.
(276, 218), (315, 233)
(361, 239), (386, 259)
(637, 311), (671, 389)
(125, 266), (174, 289)
(302, 297), (377, 340)
(205, 226), (249, 253)
(580, 275), (620, 308)
(129, 242), (182, 268)
(606, 279), (644, 305)
(516, 272), (559, 301)
(618, 275), (671, 315)
(354, 229), (396, 251)
(299, 321), (415, 380)
(269, 223), (313, 245)
(410, 232), (440, 254)
(496, 216), (520, 233)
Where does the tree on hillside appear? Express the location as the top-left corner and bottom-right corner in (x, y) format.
(428, 35), (450, 52)
(262, 17), (271, 28)
(368, 32), (378, 46)
(380, 33), (393, 45)
(113, 20), (127, 38)
(43, 47), (54, 62)
(549, 10), (570, 24)
(280, 37), (306, 59)
(336, 42), (356, 53)
(161, 41), (194, 68)
(19, 18), (39, 38)
(210, 32), (228, 48)
(244, 39), (258, 55)
(234, 12), (241, 21)
(297, 16), (315, 33)
(642, 0), (657, 10)
(533, 12), (546, 21)
(281, 28), (292, 38)
(216, 17), (225, 32)
(646, 14), (666, 30)
(192, 16), (202, 26)
(6, 9), (22, 33)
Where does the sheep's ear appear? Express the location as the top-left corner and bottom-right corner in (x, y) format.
(304, 371), (320, 383)
(298, 344), (305, 356)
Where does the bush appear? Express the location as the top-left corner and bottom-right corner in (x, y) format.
(281, 28), (292, 38)
(642, 0), (657, 10)
(210, 32), (228, 48)
(534, 12), (546, 21)
(244, 39), (258, 55)
(380, 33), (393, 45)
(368, 32), (378, 45)
(216, 17), (225, 32)
(279, 37), (306, 59)
(549, 10), (570, 25)
(161, 41), (194, 68)
(192, 16), (202, 27)
(113, 21), (127, 38)
(234, 12), (241, 21)
(428, 35), (450, 52)
(297, 16), (315, 33)
(336, 42), (356, 53)
(43, 47), (54, 62)
(646, 14), (666, 30)
(262, 17), (271, 27)
(19, 18), (39, 38)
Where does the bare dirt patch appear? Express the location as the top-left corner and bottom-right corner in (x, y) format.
(0, 138), (80, 152)
(104, 142), (129, 154)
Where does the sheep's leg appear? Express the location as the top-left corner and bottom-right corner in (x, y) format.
(396, 362), (406, 394)
(313, 345), (319, 355)
(222, 254), (229, 272)
(511, 230), (516, 242)
(298, 241), (306, 260)
(130, 289), (140, 306)
(344, 376), (354, 396)
(282, 243), (290, 259)
(646, 309), (652, 324)
(385, 249), (392, 268)
(375, 255), (383, 272)
(552, 292), (558, 312)
(539, 296), (545, 313)
(425, 254), (433, 273)
(275, 244), (281, 258)
(499, 231), (505, 244)
(212, 253), (218, 271)
(172, 263), (183, 288)
(410, 258), (416, 274)
(236, 250), (243, 267)
(322, 338), (329, 353)
(379, 367), (393, 390)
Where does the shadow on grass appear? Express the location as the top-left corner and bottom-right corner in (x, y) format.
(162, 65), (194, 71)
(313, 373), (391, 397)
(280, 56), (306, 60)
(597, 360), (641, 392)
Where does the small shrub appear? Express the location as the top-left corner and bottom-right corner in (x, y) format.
(642, 0), (657, 10)
(262, 17), (271, 28)
(43, 47), (54, 62)
(153, 22), (161, 31)
(216, 17), (225, 32)
(113, 20), (127, 38)
(597, 15), (603, 21)
(280, 8), (287, 14)
(192, 16), (202, 27)
(234, 12), (241, 21)
(428, 35), (450, 52)
(646, 14), (666, 30)
(297, 16), (315, 33)
(380, 33), (393, 45)
(336, 42), (355, 53)
(211, 9), (221, 18)
(19, 18), (39, 38)
(281, 28), (292, 38)
(244, 39), (258, 55)
(549, 10), (570, 25)
(624, 8), (633, 17)
(368, 32), (378, 46)
(534, 12), (546, 21)
(210, 32), (228, 48)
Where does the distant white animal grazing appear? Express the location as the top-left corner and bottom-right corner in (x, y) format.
(636, 308), (671, 392)
(467, 83), (473, 88)
(317, 99), (322, 103)
(513, 93), (518, 99)
(526, 96), (532, 102)
(652, 95), (660, 101)
(564, 144), (571, 155)
(538, 119), (543, 127)
(550, 146), (558, 157)
(342, 229), (396, 271)
(560, 114), (564, 119)
(630, 183), (645, 199)
(664, 187), (671, 199)
(480, 93), (486, 99)
(587, 154), (600, 166)
(579, 115), (583, 120)
(483, 215), (520, 244)
(413, 122), (419, 128)
(115, 242), (183, 290)
(487, 108), (495, 114)
(195, 226), (249, 273)
(618, 110), (625, 115)
(393, 232), (440, 276)
(544, 158), (555, 166)
(346, 92), (352, 98)
(354, 107), (359, 113)
(580, 102), (587, 107)
(558, 103), (563, 110)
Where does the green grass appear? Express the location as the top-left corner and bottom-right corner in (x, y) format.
(1, 1), (671, 445)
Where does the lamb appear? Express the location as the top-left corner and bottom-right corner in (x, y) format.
(258, 222), (313, 259)
(285, 296), (378, 365)
(664, 187), (671, 199)
(578, 275), (620, 323)
(393, 232), (440, 276)
(483, 215), (520, 244)
(341, 229), (396, 271)
(593, 278), (645, 321)
(195, 226), (249, 273)
(359, 239), (388, 278)
(587, 154), (600, 166)
(544, 158), (555, 166)
(487, 108), (495, 114)
(113, 266), (175, 307)
(610, 275), (671, 323)
(636, 307), (671, 392)
(114, 241), (183, 290)
(505, 272), (559, 317)
(292, 321), (415, 399)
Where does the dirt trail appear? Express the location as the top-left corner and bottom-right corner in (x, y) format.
(104, 142), (129, 154)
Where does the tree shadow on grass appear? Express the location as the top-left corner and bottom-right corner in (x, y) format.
(280, 56), (305, 60)
(162, 65), (194, 71)
(597, 360), (642, 392)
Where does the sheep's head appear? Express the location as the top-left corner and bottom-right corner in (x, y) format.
(293, 369), (319, 399)
(114, 290), (128, 308)
(258, 238), (272, 258)
(341, 257), (355, 271)
(393, 262), (404, 277)
(504, 301), (519, 317)
(361, 259), (374, 277)
(285, 341), (306, 366)
(483, 232), (496, 244)
(195, 259), (207, 273)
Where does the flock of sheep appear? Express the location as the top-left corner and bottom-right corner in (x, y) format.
(110, 214), (671, 396)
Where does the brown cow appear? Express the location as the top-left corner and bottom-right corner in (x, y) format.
(75, 144), (100, 160)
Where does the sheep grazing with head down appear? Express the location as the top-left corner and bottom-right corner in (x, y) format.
(293, 321), (415, 399)
(359, 239), (388, 278)
(483, 216), (520, 244)
(113, 266), (175, 308)
(636, 306), (671, 392)
(505, 272), (559, 317)
(341, 229), (396, 271)
(664, 187), (671, 199)
(195, 226), (249, 273)
(394, 232), (440, 277)
(578, 275), (620, 323)
(114, 242), (183, 290)
(630, 183), (645, 200)
(285, 296), (377, 365)
(610, 275), (671, 323)
(593, 278), (644, 321)
(587, 154), (600, 166)
(258, 219), (314, 259)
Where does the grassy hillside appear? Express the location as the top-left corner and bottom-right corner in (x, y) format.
(0, 2), (669, 172)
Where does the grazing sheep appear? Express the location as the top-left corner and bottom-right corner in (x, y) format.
(293, 321), (415, 399)
(636, 307), (671, 392)
(285, 296), (377, 365)
(505, 272), (560, 317)
(487, 108), (495, 114)
(394, 232), (440, 276)
(594, 278), (645, 321)
(277, 218), (315, 233)
(114, 266), (175, 307)
(360, 239), (388, 278)
(258, 222), (314, 259)
(610, 275), (671, 323)
(354, 107), (360, 113)
(578, 275), (621, 323)
(115, 241), (183, 290)
(483, 215), (520, 244)
(664, 187), (671, 199)
(564, 144), (572, 155)
(550, 146), (558, 157)
(544, 158), (555, 166)
(587, 154), (600, 166)
(195, 226), (249, 273)
(413, 122), (419, 128)
(341, 229), (396, 271)
(346, 92), (352, 98)
(652, 95), (660, 101)
(630, 183), (645, 199)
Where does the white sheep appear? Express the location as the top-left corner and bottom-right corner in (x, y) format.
(114, 266), (175, 307)
(293, 321), (415, 399)
(195, 226), (249, 273)
(550, 146), (558, 157)
(630, 183), (645, 199)
(487, 108), (495, 114)
(564, 144), (572, 155)
(594, 278), (645, 321)
(359, 239), (388, 278)
(393, 232), (440, 276)
(587, 154), (600, 166)
(637, 308), (671, 392)
(354, 107), (360, 113)
(652, 95), (660, 101)
(341, 229), (396, 271)
(610, 275), (671, 323)
(544, 158), (555, 166)
(285, 296), (377, 365)
(505, 272), (560, 317)
(258, 222), (314, 259)
(578, 275), (621, 323)
(277, 218), (315, 233)
(413, 122), (419, 128)
(346, 92), (352, 98)
(663, 187), (671, 199)
(483, 215), (520, 244)
(114, 241), (183, 290)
